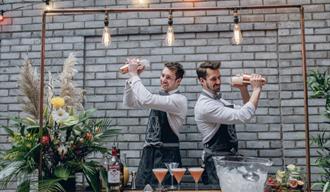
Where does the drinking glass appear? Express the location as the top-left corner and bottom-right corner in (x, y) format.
(172, 168), (186, 190)
(165, 162), (179, 190)
(152, 168), (168, 191)
(188, 167), (204, 191)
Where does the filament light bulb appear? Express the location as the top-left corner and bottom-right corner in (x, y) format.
(232, 24), (243, 45)
(232, 10), (243, 45)
(102, 12), (112, 47)
(0, 10), (4, 22)
(165, 25), (175, 46)
(165, 11), (175, 46)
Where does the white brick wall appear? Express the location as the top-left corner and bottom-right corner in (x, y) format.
(0, 0), (329, 189)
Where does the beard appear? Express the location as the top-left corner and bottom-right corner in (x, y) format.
(206, 82), (220, 93)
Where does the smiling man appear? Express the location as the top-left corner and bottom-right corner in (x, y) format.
(123, 62), (187, 188)
(194, 61), (265, 185)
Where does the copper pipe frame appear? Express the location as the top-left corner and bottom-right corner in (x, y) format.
(39, 4), (310, 191)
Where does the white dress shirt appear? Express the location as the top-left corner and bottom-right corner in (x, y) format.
(194, 89), (256, 144)
(123, 76), (188, 137)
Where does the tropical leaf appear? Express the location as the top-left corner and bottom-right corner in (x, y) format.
(82, 162), (101, 192)
(17, 179), (30, 192)
(99, 167), (109, 192)
(38, 178), (66, 192)
(0, 161), (25, 189)
(54, 166), (70, 181)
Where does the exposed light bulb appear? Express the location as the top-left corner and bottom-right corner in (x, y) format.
(232, 23), (243, 45)
(0, 10), (4, 22)
(102, 12), (112, 47)
(102, 26), (111, 47)
(165, 11), (175, 46)
(45, 0), (51, 10)
(232, 10), (243, 45)
(165, 25), (175, 46)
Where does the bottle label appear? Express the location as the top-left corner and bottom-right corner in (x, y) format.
(108, 168), (120, 183)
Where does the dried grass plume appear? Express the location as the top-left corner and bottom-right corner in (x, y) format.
(59, 53), (84, 110)
(18, 58), (40, 119)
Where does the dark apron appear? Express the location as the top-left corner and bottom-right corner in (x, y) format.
(200, 92), (238, 185)
(135, 92), (182, 189)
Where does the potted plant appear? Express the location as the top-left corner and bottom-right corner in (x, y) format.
(308, 70), (330, 192)
(0, 53), (119, 192)
(265, 164), (305, 192)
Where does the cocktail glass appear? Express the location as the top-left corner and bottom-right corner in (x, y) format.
(188, 167), (204, 191)
(172, 168), (186, 190)
(165, 162), (179, 190)
(152, 168), (168, 191)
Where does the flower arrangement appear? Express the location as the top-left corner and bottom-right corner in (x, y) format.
(265, 164), (305, 192)
(0, 53), (118, 192)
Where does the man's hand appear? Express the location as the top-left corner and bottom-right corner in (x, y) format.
(128, 64), (145, 77)
(250, 74), (264, 91)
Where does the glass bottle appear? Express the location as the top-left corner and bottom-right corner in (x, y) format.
(108, 145), (123, 192)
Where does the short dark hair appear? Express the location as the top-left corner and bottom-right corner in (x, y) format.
(196, 61), (221, 79)
(164, 62), (185, 79)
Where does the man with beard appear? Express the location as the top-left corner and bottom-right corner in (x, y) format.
(123, 61), (187, 188)
(194, 61), (265, 185)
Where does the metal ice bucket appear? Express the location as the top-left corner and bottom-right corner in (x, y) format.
(213, 156), (273, 192)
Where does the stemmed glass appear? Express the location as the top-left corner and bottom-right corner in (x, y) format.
(165, 162), (179, 190)
(152, 168), (168, 191)
(188, 167), (204, 191)
(172, 168), (186, 190)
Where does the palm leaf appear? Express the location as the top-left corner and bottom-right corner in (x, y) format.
(99, 167), (109, 192)
(82, 162), (101, 192)
(54, 166), (70, 181)
(17, 179), (30, 192)
(0, 161), (25, 189)
(38, 178), (66, 192)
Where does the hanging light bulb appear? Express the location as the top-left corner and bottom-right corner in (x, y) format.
(0, 10), (4, 22)
(44, 0), (51, 10)
(102, 12), (112, 47)
(165, 11), (175, 46)
(232, 10), (243, 45)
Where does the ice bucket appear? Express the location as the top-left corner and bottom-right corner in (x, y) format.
(213, 156), (273, 192)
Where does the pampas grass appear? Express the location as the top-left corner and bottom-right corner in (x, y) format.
(18, 53), (84, 118)
(59, 53), (84, 110)
(18, 58), (40, 119)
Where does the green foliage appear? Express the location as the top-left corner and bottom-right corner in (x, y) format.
(0, 108), (119, 192)
(308, 70), (330, 192)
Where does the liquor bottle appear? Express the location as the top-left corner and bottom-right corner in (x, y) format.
(108, 145), (123, 192)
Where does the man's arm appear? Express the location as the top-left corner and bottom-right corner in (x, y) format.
(248, 74), (263, 109)
(239, 86), (250, 104)
(123, 81), (142, 108)
(201, 98), (256, 124)
(128, 76), (187, 115)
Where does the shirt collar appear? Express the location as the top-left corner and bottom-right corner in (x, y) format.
(202, 89), (221, 100)
(161, 88), (179, 95)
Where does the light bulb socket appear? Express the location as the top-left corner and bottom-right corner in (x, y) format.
(168, 11), (173, 26)
(43, 0), (50, 5)
(234, 15), (239, 24)
(104, 13), (109, 27)
(233, 10), (239, 24)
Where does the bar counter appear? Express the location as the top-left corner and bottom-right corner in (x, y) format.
(124, 183), (221, 192)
